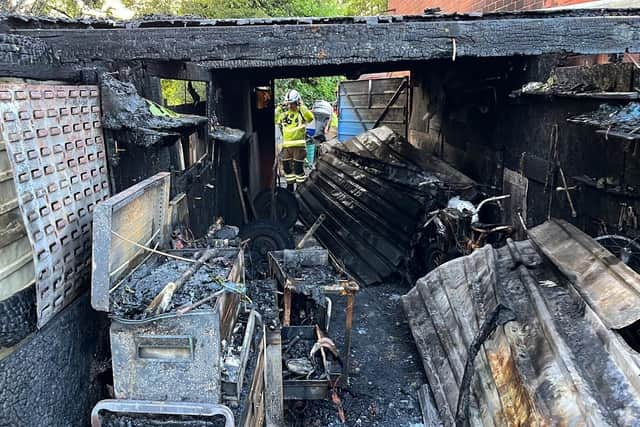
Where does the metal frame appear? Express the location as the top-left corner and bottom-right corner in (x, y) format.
(90, 399), (235, 427)
(268, 248), (359, 385)
(0, 83), (110, 327)
(91, 172), (171, 312)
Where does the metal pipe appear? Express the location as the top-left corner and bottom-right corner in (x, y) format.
(344, 293), (354, 385)
(296, 213), (326, 249)
(325, 297), (332, 333)
(475, 194), (511, 213)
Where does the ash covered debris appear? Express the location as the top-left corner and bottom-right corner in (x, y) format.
(270, 249), (343, 306)
(101, 413), (226, 427)
(569, 102), (640, 137)
(100, 73), (207, 147)
(514, 62), (636, 97)
(109, 255), (233, 320)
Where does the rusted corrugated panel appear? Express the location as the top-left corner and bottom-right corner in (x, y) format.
(528, 219), (640, 330)
(403, 225), (640, 426)
(0, 84), (110, 327)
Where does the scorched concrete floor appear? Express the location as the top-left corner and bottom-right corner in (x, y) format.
(286, 282), (427, 427)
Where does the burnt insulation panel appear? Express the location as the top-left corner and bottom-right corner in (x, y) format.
(0, 84), (110, 328)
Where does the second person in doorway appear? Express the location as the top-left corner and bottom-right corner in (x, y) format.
(275, 89), (314, 190)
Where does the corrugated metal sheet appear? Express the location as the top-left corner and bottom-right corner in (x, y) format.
(0, 84), (110, 327)
(0, 140), (34, 302)
(337, 78), (408, 141)
(403, 219), (640, 426)
(528, 219), (640, 330)
(298, 127), (475, 285)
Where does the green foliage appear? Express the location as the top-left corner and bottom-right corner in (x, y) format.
(275, 76), (342, 106)
(32, 0), (387, 19)
(161, 79), (207, 106)
(120, 0), (346, 19)
(342, 0), (388, 16)
(121, 0), (180, 16)
(122, 0), (385, 19)
(41, 0), (104, 17)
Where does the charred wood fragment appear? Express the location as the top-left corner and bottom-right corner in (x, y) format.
(100, 74), (206, 147)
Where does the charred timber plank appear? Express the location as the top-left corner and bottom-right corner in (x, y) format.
(318, 155), (423, 218)
(297, 193), (381, 285)
(298, 182), (400, 273)
(264, 329), (284, 427)
(8, 15), (640, 69)
(143, 61), (212, 81)
(0, 65), (81, 80)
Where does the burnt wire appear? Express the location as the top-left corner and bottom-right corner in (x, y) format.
(112, 229), (250, 302)
(454, 303), (516, 427)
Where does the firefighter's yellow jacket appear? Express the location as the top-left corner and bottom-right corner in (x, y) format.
(275, 104), (314, 148)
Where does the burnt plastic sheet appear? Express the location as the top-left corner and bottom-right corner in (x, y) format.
(0, 84), (110, 327)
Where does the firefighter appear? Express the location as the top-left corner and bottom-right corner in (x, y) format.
(275, 89), (314, 190)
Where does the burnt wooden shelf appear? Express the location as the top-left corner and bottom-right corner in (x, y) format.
(573, 175), (640, 199)
(522, 91), (640, 100)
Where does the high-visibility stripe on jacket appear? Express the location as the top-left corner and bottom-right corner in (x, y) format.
(281, 139), (306, 148)
(275, 104), (313, 145)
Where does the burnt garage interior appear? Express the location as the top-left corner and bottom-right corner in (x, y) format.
(2, 8), (640, 427)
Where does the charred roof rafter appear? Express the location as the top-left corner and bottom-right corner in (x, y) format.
(2, 9), (640, 82)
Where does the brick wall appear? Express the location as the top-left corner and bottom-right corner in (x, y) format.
(388, 0), (589, 14)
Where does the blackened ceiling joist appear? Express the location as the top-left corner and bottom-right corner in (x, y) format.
(1, 9), (640, 77)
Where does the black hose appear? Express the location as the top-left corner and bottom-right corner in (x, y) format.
(455, 303), (516, 427)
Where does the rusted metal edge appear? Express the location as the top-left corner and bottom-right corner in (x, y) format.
(527, 218), (640, 330)
(91, 172), (170, 312)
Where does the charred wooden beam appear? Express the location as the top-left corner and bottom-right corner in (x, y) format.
(3, 11), (640, 73)
(143, 61), (212, 82)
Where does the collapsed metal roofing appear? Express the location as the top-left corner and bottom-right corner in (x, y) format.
(403, 219), (640, 426)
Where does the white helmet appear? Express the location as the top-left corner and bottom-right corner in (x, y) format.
(284, 89), (302, 105)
